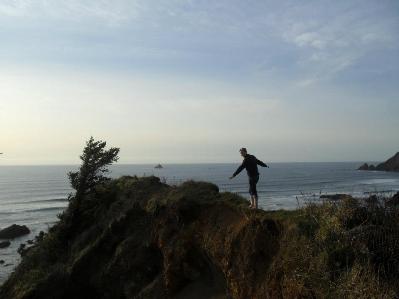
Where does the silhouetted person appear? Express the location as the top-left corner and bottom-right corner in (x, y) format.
(229, 148), (268, 209)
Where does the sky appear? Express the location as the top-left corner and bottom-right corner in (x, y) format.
(0, 0), (398, 164)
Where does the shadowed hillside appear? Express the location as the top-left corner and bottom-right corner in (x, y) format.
(1, 176), (398, 298)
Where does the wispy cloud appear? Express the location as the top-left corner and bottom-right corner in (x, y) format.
(0, 1), (397, 80)
(273, 1), (399, 85)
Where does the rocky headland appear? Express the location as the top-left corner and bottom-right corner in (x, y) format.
(1, 176), (399, 299)
(358, 152), (399, 172)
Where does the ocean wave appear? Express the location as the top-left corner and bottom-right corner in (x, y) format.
(18, 198), (68, 204)
(360, 178), (399, 185)
(0, 211), (17, 215)
(25, 207), (66, 213)
(0, 198), (68, 207)
(0, 193), (69, 202)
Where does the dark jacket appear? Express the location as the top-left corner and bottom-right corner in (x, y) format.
(232, 154), (267, 178)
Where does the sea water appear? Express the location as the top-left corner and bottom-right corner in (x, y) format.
(1, 163), (399, 284)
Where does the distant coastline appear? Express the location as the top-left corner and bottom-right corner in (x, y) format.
(358, 152), (399, 172)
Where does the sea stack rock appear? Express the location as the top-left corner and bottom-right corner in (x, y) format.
(358, 163), (369, 170)
(0, 224), (30, 239)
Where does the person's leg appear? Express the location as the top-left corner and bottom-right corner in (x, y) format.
(250, 195), (255, 208)
(253, 175), (259, 209)
(249, 176), (257, 208)
(249, 178), (253, 208)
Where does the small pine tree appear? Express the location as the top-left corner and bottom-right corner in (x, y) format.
(68, 137), (120, 199)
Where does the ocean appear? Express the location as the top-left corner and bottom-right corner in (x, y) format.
(1, 162), (399, 284)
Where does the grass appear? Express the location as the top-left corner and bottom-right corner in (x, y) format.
(265, 194), (399, 298)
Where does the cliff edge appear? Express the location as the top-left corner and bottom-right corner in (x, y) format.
(1, 177), (399, 299)
(0, 177), (281, 299)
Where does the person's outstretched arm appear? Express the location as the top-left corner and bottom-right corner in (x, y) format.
(230, 163), (245, 179)
(256, 158), (269, 168)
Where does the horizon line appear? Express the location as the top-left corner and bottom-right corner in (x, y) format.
(0, 161), (379, 167)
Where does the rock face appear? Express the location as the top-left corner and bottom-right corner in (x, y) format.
(0, 225), (30, 239)
(0, 241), (11, 249)
(358, 152), (399, 172)
(380, 152), (399, 171)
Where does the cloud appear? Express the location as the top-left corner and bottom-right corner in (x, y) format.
(0, 1), (396, 118)
(272, 1), (399, 86)
(0, 0), (142, 25)
(293, 32), (327, 50)
(0, 0), (32, 17)
(1, 1), (397, 80)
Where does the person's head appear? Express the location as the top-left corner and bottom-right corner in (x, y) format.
(239, 147), (247, 157)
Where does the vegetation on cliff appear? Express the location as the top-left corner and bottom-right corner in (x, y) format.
(0, 175), (398, 298)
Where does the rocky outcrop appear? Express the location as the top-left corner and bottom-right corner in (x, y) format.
(0, 177), (280, 299)
(358, 152), (399, 172)
(379, 152), (399, 171)
(357, 163), (376, 171)
(0, 225), (30, 239)
(0, 241), (10, 249)
(358, 163), (369, 170)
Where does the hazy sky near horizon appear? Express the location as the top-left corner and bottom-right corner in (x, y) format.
(0, 0), (398, 164)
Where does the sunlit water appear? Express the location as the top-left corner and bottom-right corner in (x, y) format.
(1, 163), (399, 284)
